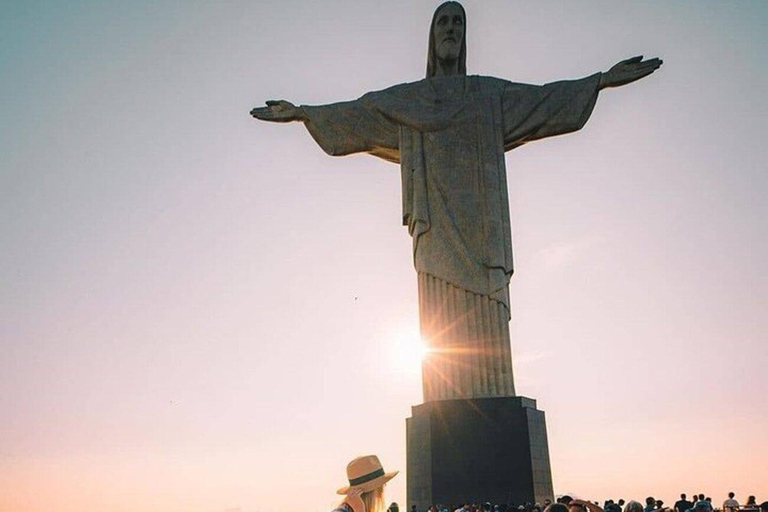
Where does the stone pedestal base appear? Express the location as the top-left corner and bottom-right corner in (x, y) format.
(406, 397), (553, 510)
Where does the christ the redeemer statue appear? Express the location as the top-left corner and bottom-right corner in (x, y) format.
(251, 2), (661, 403)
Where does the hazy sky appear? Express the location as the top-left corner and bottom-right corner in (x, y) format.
(2, 1), (767, 512)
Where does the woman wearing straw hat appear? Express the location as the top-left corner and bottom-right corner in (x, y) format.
(335, 455), (399, 512)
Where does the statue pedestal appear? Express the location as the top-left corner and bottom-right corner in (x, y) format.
(406, 396), (554, 509)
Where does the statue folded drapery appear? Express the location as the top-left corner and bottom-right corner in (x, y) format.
(301, 73), (601, 401)
(250, 0), (661, 402)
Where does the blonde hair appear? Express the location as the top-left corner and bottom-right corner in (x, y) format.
(337, 486), (387, 512)
(362, 486), (386, 512)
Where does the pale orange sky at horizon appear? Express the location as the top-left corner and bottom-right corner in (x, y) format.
(2, 1), (767, 511)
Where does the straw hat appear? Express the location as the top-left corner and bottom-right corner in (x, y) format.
(336, 455), (399, 495)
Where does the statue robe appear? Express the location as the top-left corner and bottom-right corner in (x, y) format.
(302, 73), (601, 400)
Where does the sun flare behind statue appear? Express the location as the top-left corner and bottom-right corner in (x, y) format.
(388, 323), (431, 374)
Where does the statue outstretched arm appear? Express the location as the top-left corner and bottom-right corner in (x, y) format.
(501, 55), (661, 149)
(251, 95), (399, 162)
(501, 73), (602, 149)
(599, 55), (663, 90)
(250, 100), (307, 123)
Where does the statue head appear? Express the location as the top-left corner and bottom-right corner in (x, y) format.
(426, 1), (467, 78)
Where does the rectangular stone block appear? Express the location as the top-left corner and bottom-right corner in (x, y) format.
(406, 397), (554, 510)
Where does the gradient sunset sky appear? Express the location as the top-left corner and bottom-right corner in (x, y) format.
(2, 1), (767, 512)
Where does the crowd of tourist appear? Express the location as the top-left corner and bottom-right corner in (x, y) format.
(391, 492), (768, 512)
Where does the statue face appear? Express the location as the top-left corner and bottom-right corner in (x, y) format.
(433, 3), (464, 63)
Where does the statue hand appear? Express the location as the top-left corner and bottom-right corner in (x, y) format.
(600, 55), (662, 89)
(250, 100), (307, 122)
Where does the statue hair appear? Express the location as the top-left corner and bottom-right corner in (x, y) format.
(426, 1), (467, 78)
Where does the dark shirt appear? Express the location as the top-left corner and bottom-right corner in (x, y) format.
(676, 501), (693, 512)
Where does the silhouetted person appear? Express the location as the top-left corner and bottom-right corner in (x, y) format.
(693, 496), (711, 512)
(676, 494), (693, 512)
(723, 493), (739, 512)
(645, 498), (657, 512)
(693, 502), (710, 512)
